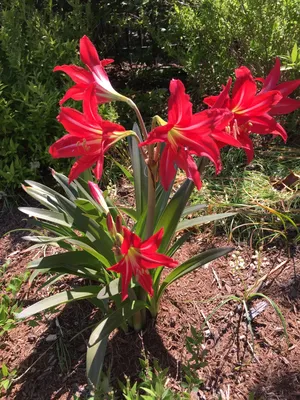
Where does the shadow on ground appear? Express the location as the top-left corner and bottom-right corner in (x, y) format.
(8, 303), (178, 400)
(250, 369), (300, 400)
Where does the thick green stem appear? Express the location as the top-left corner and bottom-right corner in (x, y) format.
(127, 99), (148, 141)
(145, 164), (156, 239)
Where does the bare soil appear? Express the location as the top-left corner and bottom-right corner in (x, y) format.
(1, 206), (300, 400)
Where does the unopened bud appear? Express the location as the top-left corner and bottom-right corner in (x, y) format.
(88, 181), (109, 214)
(106, 213), (116, 237)
(115, 233), (123, 247)
(116, 215), (123, 234)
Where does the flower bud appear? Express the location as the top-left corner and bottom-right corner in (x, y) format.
(106, 213), (116, 237)
(115, 233), (123, 247)
(88, 181), (109, 214)
(116, 215), (123, 234)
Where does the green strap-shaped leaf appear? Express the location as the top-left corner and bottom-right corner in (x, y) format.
(119, 207), (138, 221)
(16, 286), (101, 319)
(28, 251), (104, 271)
(34, 220), (74, 237)
(176, 212), (236, 232)
(86, 300), (147, 388)
(128, 123), (148, 217)
(133, 206), (148, 237)
(66, 238), (111, 268)
(25, 180), (77, 215)
(154, 181), (173, 224)
(25, 179), (69, 199)
(158, 247), (233, 300)
(19, 207), (72, 227)
(166, 232), (192, 257)
(22, 235), (70, 243)
(248, 292), (289, 342)
(23, 186), (60, 211)
(114, 160), (134, 183)
(155, 179), (194, 252)
(182, 203), (207, 217)
(51, 170), (79, 201)
(97, 278), (120, 300)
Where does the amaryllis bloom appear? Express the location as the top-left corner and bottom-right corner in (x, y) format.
(108, 227), (178, 301)
(257, 58), (300, 115)
(54, 35), (127, 106)
(204, 67), (285, 162)
(139, 79), (238, 191)
(49, 86), (133, 182)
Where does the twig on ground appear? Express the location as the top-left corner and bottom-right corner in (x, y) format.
(12, 342), (56, 383)
(212, 267), (222, 290)
(248, 260), (289, 294)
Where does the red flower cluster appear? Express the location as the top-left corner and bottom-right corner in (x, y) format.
(51, 36), (300, 188)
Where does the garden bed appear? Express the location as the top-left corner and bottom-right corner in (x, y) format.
(1, 206), (300, 400)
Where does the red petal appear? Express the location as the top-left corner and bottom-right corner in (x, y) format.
(203, 94), (218, 107)
(231, 67), (257, 110)
(121, 227), (141, 254)
(238, 90), (282, 117)
(108, 259), (131, 301)
(68, 154), (99, 182)
(182, 108), (233, 134)
(58, 107), (102, 138)
(101, 59), (114, 67)
(250, 114), (287, 141)
(262, 58), (281, 92)
(168, 79), (193, 125)
(49, 134), (102, 158)
(211, 130), (243, 148)
(270, 97), (300, 115)
(173, 129), (221, 171)
(242, 135), (255, 163)
(136, 270), (154, 297)
(80, 35), (101, 68)
(141, 228), (164, 252)
(175, 150), (202, 190)
(54, 65), (93, 84)
(276, 79), (300, 97)
(83, 84), (102, 122)
(59, 85), (86, 105)
(141, 252), (178, 269)
(139, 124), (173, 148)
(213, 78), (232, 108)
(159, 146), (178, 191)
(93, 151), (105, 180)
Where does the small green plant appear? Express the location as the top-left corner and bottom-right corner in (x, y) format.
(0, 266), (30, 336)
(203, 249), (289, 354)
(281, 43), (300, 71)
(119, 357), (180, 400)
(0, 363), (17, 394)
(181, 326), (207, 394)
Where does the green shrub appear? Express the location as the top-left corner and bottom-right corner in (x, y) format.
(0, 0), (100, 191)
(150, 0), (300, 97)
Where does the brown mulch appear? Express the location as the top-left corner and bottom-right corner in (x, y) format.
(1, 206), (300, 400)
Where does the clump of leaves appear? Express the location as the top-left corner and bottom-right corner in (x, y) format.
(0, 262), (29, 336)
(0, 363), (17, 394)
(182, 326), (208, 393)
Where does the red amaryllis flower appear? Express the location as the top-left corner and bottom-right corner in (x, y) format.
(139, 79), (237, 191)
(108, 227), (178, 301)
(204, 67), (285, 162)
(54, 35), (127, 105)
(257, 57), (300, 115)
(49, 86), (133, 182)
